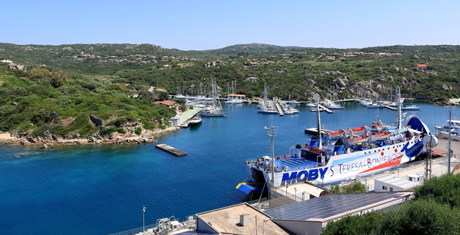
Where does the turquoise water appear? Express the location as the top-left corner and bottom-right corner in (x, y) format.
(0, 102), (457, 234)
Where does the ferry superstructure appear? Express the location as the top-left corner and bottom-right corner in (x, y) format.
(236, 90), (437, 194)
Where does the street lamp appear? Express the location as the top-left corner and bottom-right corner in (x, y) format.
(265, 126), (278, 198)
(143, 205), (146, 234)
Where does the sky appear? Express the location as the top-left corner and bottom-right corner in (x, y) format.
(4, 0), (460, 50)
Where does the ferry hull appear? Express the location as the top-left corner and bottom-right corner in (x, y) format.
(237, 136), (426, 194)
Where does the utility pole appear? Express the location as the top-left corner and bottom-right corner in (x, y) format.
(448, 107), (452, 173)
(265, 126), (277, 199)
(142, 205), (146, 234)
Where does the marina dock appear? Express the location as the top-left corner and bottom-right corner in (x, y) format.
(155, 144), (187, 156)
(384, 105), (397, 111)
(274, 102), (285, 116)
(177, 108), (202, 128)
(318, 104), (333, 113)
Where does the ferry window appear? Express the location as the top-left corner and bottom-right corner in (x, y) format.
(383, 186), (387, 190)
(390, 187), (394, 192)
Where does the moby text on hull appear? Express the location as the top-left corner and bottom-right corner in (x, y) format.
(236, 89), (437, 194)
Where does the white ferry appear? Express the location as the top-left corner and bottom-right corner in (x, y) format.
(236, 91), (437, 194)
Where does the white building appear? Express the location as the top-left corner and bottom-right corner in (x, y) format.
(374, 175), (419, 192)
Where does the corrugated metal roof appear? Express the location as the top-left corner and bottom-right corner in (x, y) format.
(265, 192), (411, 221)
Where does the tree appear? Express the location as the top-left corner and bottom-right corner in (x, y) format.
(107, 83), (127, 93)
(330, 183), (366, 194)
(380, 199), (460, 235)
(158, 91), (169, 101)
(414, 173), (460, 208)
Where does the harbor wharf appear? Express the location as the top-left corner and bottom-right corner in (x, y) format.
(113, 140), (460, 235)
(384, 105), (397, 111)
(274, 102), (284, 116)
(155, 144), (187, 156)
(318, 103), (333, 113)
(177, 108), (202, 127)
(336, 98), (357, 102)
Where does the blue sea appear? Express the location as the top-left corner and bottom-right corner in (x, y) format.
(0, 102), (457, 234)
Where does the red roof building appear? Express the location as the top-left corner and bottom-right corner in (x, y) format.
(154, 100), (178, 108)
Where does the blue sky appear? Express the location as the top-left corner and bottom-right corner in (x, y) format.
(4, 0), (460, 50)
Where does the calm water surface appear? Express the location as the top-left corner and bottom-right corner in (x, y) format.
(0, 102), (457, 234)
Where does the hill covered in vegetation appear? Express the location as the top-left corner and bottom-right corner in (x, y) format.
(1, 43), (459, 141)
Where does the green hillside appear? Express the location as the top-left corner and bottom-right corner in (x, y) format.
(1, 43), (459, 138)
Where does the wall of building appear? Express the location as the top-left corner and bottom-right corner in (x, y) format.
(196, 216), (217, 234)
(272, 219), (322, 235)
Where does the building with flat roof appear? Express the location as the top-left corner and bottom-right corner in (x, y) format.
(264, 192), (413, 235)
(196, 203), (289, 235)
(374, 175), (419, 192)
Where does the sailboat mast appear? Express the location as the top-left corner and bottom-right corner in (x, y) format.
(397, 86), (403, 129)
(314, 95), (322, 149)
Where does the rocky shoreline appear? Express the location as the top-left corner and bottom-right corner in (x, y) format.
(1, 126), (180, 149)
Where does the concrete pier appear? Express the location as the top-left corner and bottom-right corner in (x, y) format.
(318, 104), (333, 113)
(274, 102), (284, 116)
(177, 108), (202, 128)
(155, 144), (187, 156)
(384, 105), (397, 111)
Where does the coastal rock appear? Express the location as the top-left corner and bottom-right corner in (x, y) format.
(26, 137), (35, 143)
(40, 143), (54, 149)
(334, 76), (347, 88)
(442, 84), (452, 90)
(8, 63), (25, 70)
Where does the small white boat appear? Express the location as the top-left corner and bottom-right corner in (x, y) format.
(321, 99), (343, 110)
(289, 100), (300, 105)
(306, 102), (315, 107)
(189, 115), (202, 126)
(225, 98), (244, 104)
(401, 104), (420, 110)
(435, 120), (460, 140)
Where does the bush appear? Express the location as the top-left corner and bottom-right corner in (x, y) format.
(380, 199), (460, 235)
(330, 183), (366, 194)
(135, 127), (142, 135)
(414, 173), (460, 208)
(99, 127), (126, 136)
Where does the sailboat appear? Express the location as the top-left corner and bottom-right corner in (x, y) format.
(201, 81), (225, 117)
(258, 85), (277, 114)
(402, 84), (420, 110)
(225, 80), (244, 104)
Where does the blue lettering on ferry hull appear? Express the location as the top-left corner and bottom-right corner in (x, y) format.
(282, 167), (328, 184)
